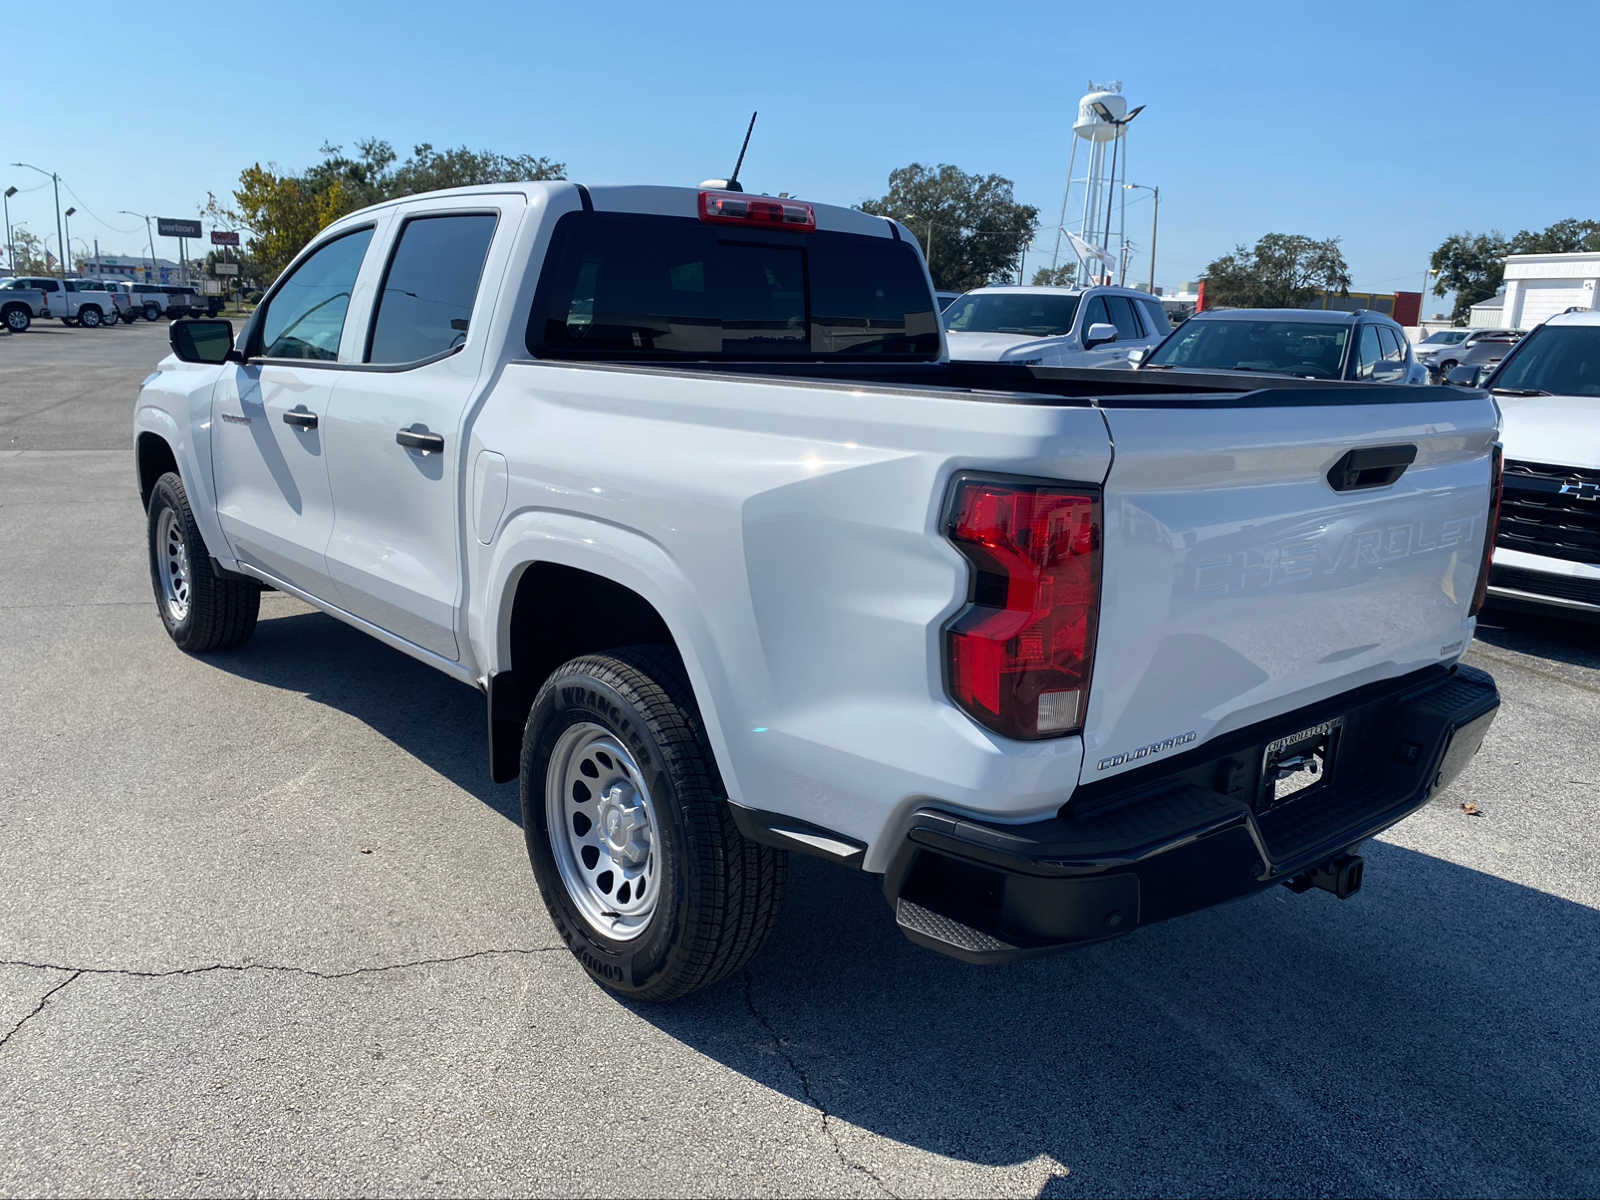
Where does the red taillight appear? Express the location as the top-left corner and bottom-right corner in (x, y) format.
(1470, 443), (1503, 617)
(943, 476), (1101, 740)
(698, 190), (816, 232)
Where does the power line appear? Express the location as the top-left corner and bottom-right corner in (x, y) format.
(59, 180), (141, 235)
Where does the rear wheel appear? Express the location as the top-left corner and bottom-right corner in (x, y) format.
(145, 471), (259, 653)
(143, 303), (160, 321)
(79, 306), (102, 328)
(521, 647), (786, 1001)
(2, 304), (29, 333)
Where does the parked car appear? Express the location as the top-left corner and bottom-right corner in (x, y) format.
(1413, 328), (1471, 366)
(1442, 335), (1522, 387)
(94, 281), (144, 321)
(71, 279), (127, 325)
(162, 285), (204, 318)
(1424, 328), (1522, 379)
(136, 181), (1500, 1001)
(127, 283), (176, 321)
(0, 277), (51, 331)
(4, 275), (114, 327)
(1454, 310), (1600, 617)
(942, 284), (1171, 368)
(1140, 308), (1426, 383)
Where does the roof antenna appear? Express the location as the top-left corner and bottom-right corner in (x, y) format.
(725, 111), (757, 193)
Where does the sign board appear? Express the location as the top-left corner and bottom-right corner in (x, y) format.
(210, 230), (240, 246)
(202, 280), (223, 295)
(157, 217), (202, 239)
(213, 261), (240, 276)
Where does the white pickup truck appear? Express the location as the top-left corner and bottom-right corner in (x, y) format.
(135, 182), (1503, 1001)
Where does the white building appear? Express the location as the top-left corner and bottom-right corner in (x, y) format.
(1490, 251), (1600, 328)
(77, 254), (189, 284)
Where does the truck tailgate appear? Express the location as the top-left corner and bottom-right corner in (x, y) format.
(1080, 392), (1499, 785)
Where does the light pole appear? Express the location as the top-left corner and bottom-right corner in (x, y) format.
(3, 186), (15, 273)
(1123, 182), (1160, 293)
(1422, 265), (1440, 319)
(120, 210), (157, 282)
(902, 213), (935, 277)
(10, 162), (66, 283)
(1091, 103), (1145, 284)
(63, 207), (76, 273)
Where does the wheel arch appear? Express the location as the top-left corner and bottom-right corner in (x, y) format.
(136, 430), (180, 507)
(479, 517), (742, 793)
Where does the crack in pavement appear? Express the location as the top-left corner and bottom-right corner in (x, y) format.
(742, 969), (901, 1199)
(0, 946), (566, 1054)
(0, 970), (83, 1052)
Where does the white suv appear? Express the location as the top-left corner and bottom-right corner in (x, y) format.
(1481, 309), (1600, 616)
(942, 285), (1171, 368)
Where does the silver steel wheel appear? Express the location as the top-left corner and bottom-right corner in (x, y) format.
(545, 722), (662, 941)
(4, 308), (27, 332)
(79, 307), (101, 327)
(156, 507), (191, 623)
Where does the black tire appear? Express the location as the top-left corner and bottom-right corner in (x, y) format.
(145, 471), (260, 653)
(144, 303), (161, 321)
(521, 647), (786, 1001)
(2, 304), (29, 333)
(79, 305), (102, 328)
(104, 308), (119, 326)
(61, 318), (77, 327)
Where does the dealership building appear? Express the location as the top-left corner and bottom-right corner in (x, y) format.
(1470, 251), (1600, 328)
(77, 254), (190, 284)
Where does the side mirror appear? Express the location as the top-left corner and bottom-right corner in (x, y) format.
(1444, 364), (1481, 387)
(169, 318), (238, 365)
(1083, 321), (1119, 349)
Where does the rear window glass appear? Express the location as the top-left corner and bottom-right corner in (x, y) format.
(527, 212), (940, 361)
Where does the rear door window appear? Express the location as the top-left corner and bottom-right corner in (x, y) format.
(1106, 295), (1144, 340)
(366, 213), (498, 364)
(1353, 325), (1383, 379)
(528, 212), (939, 361)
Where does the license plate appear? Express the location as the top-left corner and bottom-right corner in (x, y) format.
(1260, 717), (1343, 811)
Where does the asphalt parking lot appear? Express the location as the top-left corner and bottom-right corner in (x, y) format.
(2, 317), (1598, 1198)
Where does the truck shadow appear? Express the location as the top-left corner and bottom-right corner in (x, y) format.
(1475, 602), (1600, 671)
(223, 605), (521, 823)
(223, 607), (1599, 1194)
(646, 841), (1600, 1195)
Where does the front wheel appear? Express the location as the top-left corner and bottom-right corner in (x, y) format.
(104, 308), (119, 326)
(145, 471), (260, 653)
(521, 648), (787, 1001)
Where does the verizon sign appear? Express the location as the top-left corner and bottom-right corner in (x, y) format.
(156, 217), (202, 239)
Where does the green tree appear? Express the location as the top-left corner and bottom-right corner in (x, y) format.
(1030, 265), (1076, 287)
(7, 225), (58, 274)
(1203, 233), (1351, 309)
(205, 139), (567, 284)
(859, 163), (1037, 293)
(1430, 231), (1509, 325)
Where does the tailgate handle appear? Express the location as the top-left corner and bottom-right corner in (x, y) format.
(1327, 444), (1417, 492)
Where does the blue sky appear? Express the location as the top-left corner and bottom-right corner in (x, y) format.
(9, 0), (1596, 311)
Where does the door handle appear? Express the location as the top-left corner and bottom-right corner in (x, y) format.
(281, 409), (318, 430)
(396, 428), (445, 454)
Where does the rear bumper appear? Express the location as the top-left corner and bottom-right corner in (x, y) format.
(883, 664), (1499, 963)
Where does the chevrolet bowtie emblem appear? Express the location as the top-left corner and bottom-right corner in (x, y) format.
(1558, 480), (1600, 501)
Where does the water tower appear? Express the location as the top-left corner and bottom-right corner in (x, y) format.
(1050, 82), (1142, 286)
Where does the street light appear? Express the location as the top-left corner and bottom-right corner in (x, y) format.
(120, 210), (158, 282)
(1123, 182), (1160, 294)
(3, 186), (16, 273)
(10, 162), (66, 283)
(1090, 102), (1144, 284)
(902, 212), (935, 275)
(63, 207), (76, 273)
